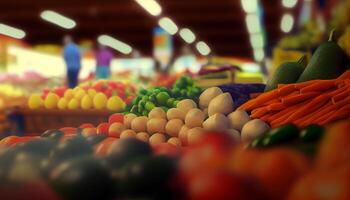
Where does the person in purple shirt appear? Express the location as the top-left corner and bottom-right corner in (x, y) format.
(95, 44), (114, 80)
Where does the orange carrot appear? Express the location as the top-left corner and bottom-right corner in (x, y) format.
(250, 93), (262, 99)
(332, 87), (350, 104)
(336, 70), (350, 80)
(243, 90), (280, 110)
(237, 99), (257, 110)
(294, 80), (319, 89)
(267, 102), (287, 111)
(281, 92), (320, 105)
(300, 80), (336, 93)
(299, 101), (333, 127)
(251, 107), (270, 119)
(267, 102), (307, 122)
(319, 104), (350, 125)
(277, 84), (286, 88)
(278, 84), (296, 96)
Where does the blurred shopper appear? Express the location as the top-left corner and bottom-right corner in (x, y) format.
(63, 35), (81, 88)
(96, 44), (114, 80)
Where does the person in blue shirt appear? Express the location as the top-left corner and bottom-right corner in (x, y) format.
(63, 35), (81, 88)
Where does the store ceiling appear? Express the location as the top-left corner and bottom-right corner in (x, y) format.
(0, 0), (299, 58)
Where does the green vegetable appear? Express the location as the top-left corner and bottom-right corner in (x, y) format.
(167, 98), (175, 108)
(297, 30), (347, 82)
(138, 89), (147, 95)
(173, 100), (180, 107)
(265, 55), (306, 91)
(145, 102), (155, 111)
(300, 124), (324, 143)
(263, 124), (299, 146)
(130, 105), (138, 114)
(156, 92), (170, 106)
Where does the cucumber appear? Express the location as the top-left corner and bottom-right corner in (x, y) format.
(297, 30), (348, 82)
(299, 124), (324, 143)
(265, 56), (306, 91)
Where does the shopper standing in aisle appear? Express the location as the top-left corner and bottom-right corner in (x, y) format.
(95, 44), (114, 80)
(63, 35), (81, 88)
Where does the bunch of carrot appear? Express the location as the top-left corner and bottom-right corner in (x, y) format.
(239, 70), (350, 128)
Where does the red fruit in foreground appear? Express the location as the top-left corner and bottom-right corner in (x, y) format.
(153, 143), (180, 157)
(194, 132), (237, 153)
(108, 113), (124, 124)
(59, 127), (77, 135)
(97, 123), (110, 135)
(95, 137), (118, 156)
(79, 123), (95, 129)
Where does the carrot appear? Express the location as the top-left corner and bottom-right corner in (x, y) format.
(250, 93), (262, 99)
(336, 70), (350, 80)
(281, 92), (320, 105)
(267, 102), (287, 111)
(277, 84), (286, 88)
(294, 80), (319, 89)
(299, 101), (333, 127)
(278, 84), (296, 96)
(251, 107), (270, 119)
(282, 94), (331, 124)
(262, 98), (281, 107)
(243, 90), (280, 110)
(237, 99), (257, 110)
(300, 80), (336, 93)
(319, 104), (350, 125)
(332, 87), (350, 104)
(260, 112), (276, 122)
(267, 102), (307, 122)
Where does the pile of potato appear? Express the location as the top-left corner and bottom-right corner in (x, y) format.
(117, 87), (270, 146)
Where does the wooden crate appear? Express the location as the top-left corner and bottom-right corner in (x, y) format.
(16, 108), (113, 134)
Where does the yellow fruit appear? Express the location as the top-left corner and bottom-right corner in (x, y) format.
(74, 89), (86, 100)
(63, 89), (74, 100)
(87, 89), (97, 98)
(73, 86), (83, 94)
(57, 98), (68, 110)
(68, 98), (79, 110)
(81, 95), (93, 110)
(44, 93), (59, 109)
(93, 93), (108, 109)
(28, 94), (43, 109)
(107, 96), (126, 111)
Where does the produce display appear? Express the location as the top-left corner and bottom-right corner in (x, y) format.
(28, 80), (136, 112)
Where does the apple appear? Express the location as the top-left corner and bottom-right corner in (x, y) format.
(96, 123), (110, 135)
(108, 113), (124, 124)
(79, 123), (95, 129)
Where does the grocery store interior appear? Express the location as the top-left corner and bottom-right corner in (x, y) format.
(0, 0), (350, 199)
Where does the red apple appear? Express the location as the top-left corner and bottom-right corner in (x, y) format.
(82, 128), (97, 137)
(79, 123), (95, 129)
(108, 113), (124, 124)
(96, 123), (110, 135)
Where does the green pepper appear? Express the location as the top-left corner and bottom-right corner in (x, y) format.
(167, 98), (175, 108)
(130, 105), (138, 114)
(299, 124), (324, 143)
(138, 89), (147, 95)
(141, 96), (149, 102)
(145, 102), (156, 111)
(156, 92), (170, 106)
(262, 124), (299, 147)
(132, 96), (141, 105)
(250, 134), (267, 148)
(142, 110), (149, 116)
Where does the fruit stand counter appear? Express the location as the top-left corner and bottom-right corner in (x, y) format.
(14, 108), (113, 134)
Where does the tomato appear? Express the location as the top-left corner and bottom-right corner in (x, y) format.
(108, 113), (124, 124)
(79, 123), (95, 129)
(59, 127), (77, 135)
(96, 123), (110, 135)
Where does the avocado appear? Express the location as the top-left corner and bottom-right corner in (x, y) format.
(297, 30), (348, 82)
(265, 55), (307, 91)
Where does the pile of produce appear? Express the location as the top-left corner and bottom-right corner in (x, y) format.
(129, 76), (202, 116)
(0, 120), (349, 200)
(28, 80), (136, 112)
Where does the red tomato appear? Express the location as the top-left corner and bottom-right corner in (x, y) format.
(94, 137), (118, 156)
(54, 86), (66, 98)
(108, 113), (124, 124)
(59, 127), (77, 135)
(79, 123), (95, 129)
(96, 123), (110, 135)
(153, 143), (180, 157)
(194, 132), (237, 153)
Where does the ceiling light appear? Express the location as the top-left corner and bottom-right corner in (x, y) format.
(40, 10), (76, 29)
(135, 0), (162, 16)
(0, 23), (26, 39)
(282, 0), (298, 8)
(179, 28), (196, 44)
(241, 0), (258, 13)
(158, 17), (178, 35)
(245, 14), (262, 34)
(250, 33), (264, 48)
(196, 41), (211, 56)
(281, 13), (294, 33)
(253, 48), (265, 61)
(98, 35), (132, 55)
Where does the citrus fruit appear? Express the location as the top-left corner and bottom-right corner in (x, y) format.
(93, 93), (108, 109)
(28, 94), (43, 109)
(44, 93), (59, 109)
(81, 95), (93, 110)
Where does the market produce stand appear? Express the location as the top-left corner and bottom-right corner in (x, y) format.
(14, 108), (113, 134)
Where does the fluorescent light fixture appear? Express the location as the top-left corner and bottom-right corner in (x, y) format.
(245, 14), (262, 34)
(253, 48), (264, 61)
(241, 0), (258, 13)
(281, 13), (294, 33)
(135, 0), (162, 16)
(158, 17), (178, 35)
(98, 35), (132, 55)
(40, 10), (76, 29)
(250, 33), (264, 48)
(282, 0), (298, 8)
(0, 23), (26, 39)
(179, 28), (196, 44)
(196, 41), (211, 56)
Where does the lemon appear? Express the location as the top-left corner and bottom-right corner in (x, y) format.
(74, 89), (86, 101)
(68, 98), (79, 110)
(93, 92), (108, 109)
(28, 94), (43, 109)
(73, 86), (83, 94)
(107, 96), (126, 111)
(81, 95), (93, 110)
(64, 89), (74, 100)
(57, 98), (68, 110)
(87, 89), (97, 99)
(44, 93), (59, 109)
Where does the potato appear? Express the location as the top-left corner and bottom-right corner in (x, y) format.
(187, 127), (204, 145)
(177, 99), (197, 113)
(208, 93), (234, 116)
(168, 137), (182, 146)
(136, 132), (150, 142)
(165, 119), (184, 137)
(179, 125), (190, 145)
(131, 116), (148, 132)
(199, 87), (223, 109)
(241, 119), (270, 143)
(203, 108), (208, 119)
(149, 133), (166, 146)
(147, 118), (167, 134)
(124, 113), (137, 129)
(185, 108), (205, 128)
(148, 107), (166, 119)
(226, 129), (241, 143)
(203, 113), (230, 131)
(167, 108), (186, 120)
(228, 110), (250, 131)
(120, 129), (136, 138)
